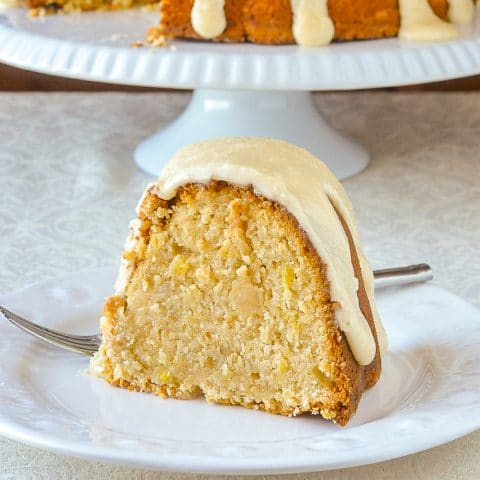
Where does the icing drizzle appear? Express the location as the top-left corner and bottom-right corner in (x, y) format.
(189, 0), (474, 46)
(291, 0), (335, 47)
(154, 137), (388, 366)
(448, 0), (475, 24)
(399, 0), (459, 41)
(191, 0), (227, 39)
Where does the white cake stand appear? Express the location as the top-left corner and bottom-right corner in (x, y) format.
(1, 8), (480, 178)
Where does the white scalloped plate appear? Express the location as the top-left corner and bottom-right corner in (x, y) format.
(0, 268), (480, 474)
(1, 7), (480, 89)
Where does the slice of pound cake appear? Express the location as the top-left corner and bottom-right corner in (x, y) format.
(92, 138), (387, 426)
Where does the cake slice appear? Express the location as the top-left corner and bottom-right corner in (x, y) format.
(93, 138), (387, 426)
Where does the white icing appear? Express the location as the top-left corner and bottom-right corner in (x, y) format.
(291, 0), (335, 47)
(154, 138), (387, 366)
(186, 0), (476, 46)
(191, 0), (226, 39)
(399, 0), (459, 41)
(88, 349), (106, 378)
(115, 218), (143, 295)
(448, 0), (475, 24)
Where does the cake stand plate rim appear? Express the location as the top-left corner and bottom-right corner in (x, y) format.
(1, 8), (480, 90)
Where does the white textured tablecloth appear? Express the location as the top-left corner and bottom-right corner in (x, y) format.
(0, 92), (479, 479)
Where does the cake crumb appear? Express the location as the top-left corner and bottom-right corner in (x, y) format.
(86, 350), (106, 378)
(140, 2), (159, 12)
(146, 27), (168, 48)
(110, 33), (128, 42)
(28, 7), (45, 16)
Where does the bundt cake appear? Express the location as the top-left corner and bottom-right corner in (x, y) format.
(91, 138), (388, 426)
(154, 0), (475, 45)
(18, 0), (477, 45)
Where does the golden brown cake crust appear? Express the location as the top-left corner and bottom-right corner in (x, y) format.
(101, 181), (381, 426)
(156, 0), (450, 45)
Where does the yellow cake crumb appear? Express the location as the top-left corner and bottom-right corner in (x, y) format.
(98, 181), (382, 426)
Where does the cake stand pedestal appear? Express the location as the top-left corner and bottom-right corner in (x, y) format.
(134, 89), (369, 178)
(1, 8), (479, 179)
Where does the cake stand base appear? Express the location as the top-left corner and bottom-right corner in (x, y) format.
(134, 89), (370, 179)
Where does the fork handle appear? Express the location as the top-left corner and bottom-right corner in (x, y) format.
(373, 263), (433, 289)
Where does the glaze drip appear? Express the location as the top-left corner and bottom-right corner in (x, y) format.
(448, 0), (475, 25)
(191, 0), (227, 39)
(399, 0), (459, 41)
(290, 0), (335, 47)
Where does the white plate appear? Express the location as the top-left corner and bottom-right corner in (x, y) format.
(0, 268), (480, 474)
(1, 7), (480, 89)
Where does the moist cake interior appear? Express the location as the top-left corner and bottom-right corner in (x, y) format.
(100, 181), (380, 425)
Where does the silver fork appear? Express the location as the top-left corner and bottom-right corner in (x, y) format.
(0, 305), (101, 357)
(0, 263), (433, 357)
